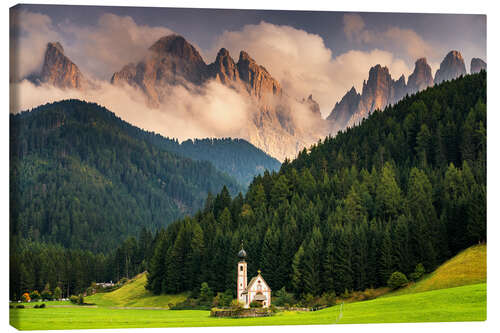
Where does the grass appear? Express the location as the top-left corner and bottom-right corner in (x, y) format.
(85, 272), (188, 308)
(389, 243), (486, 297)
(10, 283), (486, 330)
(10, 244), (487, 330)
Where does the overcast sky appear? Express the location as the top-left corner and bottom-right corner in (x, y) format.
(10, 4), (486, 116)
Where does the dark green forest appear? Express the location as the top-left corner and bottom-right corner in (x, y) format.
(144, 137), (281, 187)
(145, 72), (486, 297)
(10, 100), (243, 252)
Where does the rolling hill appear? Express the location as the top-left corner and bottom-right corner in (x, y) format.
(388, 243), (486, 296)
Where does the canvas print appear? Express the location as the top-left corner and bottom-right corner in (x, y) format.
(9, 4), (486, 330)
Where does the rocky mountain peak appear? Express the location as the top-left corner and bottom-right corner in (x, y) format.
(407, 57), (433, 95)
(434, 50), (467, 84)
(47, 41), (64, 54)
(149, 34), (205, 65)
(208, 48), (239, 85)
(470, 58), (487, 74)
(30, 41), (87, 90)
(326, 86), (361, 130)
(236, 50), (281, 98)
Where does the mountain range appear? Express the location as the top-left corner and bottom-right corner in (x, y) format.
(326, 50), (485, 133)
(26, 35), (486, 161)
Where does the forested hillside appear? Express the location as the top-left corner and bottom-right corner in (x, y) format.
(10, 100), (243, 252)
(144, 137), (281, 187)
(146, 71), (486, 297)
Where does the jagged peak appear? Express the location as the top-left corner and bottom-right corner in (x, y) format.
(446, 50), (464, 60)
(47, 41), (64, 54)
(149, 34), (205, 63)
(238, 50), (256, 64)
(415, 57), (428, 65)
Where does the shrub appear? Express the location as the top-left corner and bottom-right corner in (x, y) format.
(361, 288), (377, 301)
(273, 287), (295, 307)
(53, 287), (62, 300)
(199, 282), (214, 306)
(41, 290), (52, 301)
(409, 263), (426, 281)
(34, 304), (40, 308)
(249, 300), (263, 308)
(9, 305), (14, 309)
(16, 305), (25, 309)
(69, 295), (79, 304)
(78, 294), (85, 305)
(301, 293), (316, 308)
(230, 299), (243, 310)
(319, 291), (336, 306)
(39, 303), (46, 308)
(30, 290), (41, 301)
(388, 271), (409, 289)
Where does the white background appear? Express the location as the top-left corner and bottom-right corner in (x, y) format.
(2, 0), (498, 332)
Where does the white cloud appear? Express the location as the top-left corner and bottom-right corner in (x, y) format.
(64, 13), (174, 80)
(10, 78), (252, 142)
(211, 21), (411, 117)
(10, 10), (61, 81)
(342, 13), (436, 61)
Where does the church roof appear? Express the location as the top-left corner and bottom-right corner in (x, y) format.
(242, 273), (271, 293)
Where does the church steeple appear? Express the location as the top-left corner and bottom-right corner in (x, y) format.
(237, 242), (248, 305)
(238, 241), (247, 261)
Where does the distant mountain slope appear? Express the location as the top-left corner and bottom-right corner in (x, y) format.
(143, 136), (280, 187)
(10, 99), (243, 252)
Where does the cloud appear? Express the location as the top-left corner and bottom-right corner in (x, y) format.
(10, 78), (252, 142)
(211, 21), (411, 117)
(342, 13), (436, 61)
(10, 9), (61, 81)
(64, 13), (174, 80)
(343, 14), (366, 40)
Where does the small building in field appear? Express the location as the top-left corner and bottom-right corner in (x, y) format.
(236, 245), (271, 308)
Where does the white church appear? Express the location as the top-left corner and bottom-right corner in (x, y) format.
(237, 245), (272, 308)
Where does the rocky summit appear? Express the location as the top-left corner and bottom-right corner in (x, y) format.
(29, 42), (88, 90)
(434, 50), (467, 84)
(470, 58), (487, 74)
(407, 58), (434, 95)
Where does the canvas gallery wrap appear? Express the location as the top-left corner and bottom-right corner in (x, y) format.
(9, 3), (486, 330)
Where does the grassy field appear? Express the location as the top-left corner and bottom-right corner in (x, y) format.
(85, 273), (188, 308)
(10, 244), (487, 330)
(10, 283), (486, 330)
(389, 243), (486, 297)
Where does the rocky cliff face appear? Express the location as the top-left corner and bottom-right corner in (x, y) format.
(111, 35), (209, 107)
(327, 87), (361, 131)
(434, 50), (467, 84)
(29, 42), (88, 90)
(407, 58), (434, 95)
(337, 64), (408, 129)
(111, 34), (321, 161)
(470, 58), (487, 74)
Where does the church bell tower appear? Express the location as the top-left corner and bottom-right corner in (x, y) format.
(237, 243), (247, 304)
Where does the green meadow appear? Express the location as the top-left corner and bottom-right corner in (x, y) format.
(10, 244), (486, 330)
